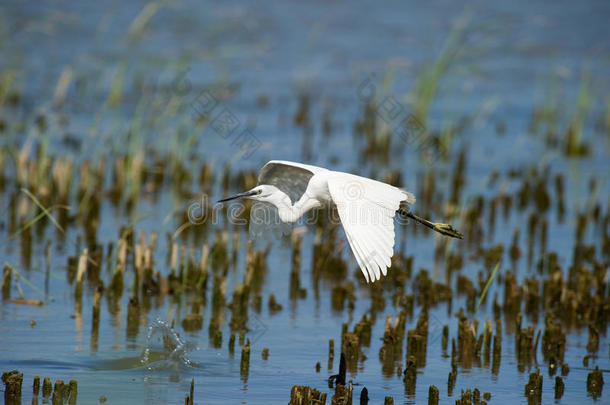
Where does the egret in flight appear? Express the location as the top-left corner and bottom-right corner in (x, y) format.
(219, 160), (462, 282)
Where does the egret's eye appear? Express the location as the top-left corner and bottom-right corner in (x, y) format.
(257, 189), (263, 195)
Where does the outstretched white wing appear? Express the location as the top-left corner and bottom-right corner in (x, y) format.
(328, 173), (415, 282)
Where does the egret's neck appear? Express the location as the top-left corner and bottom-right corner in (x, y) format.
(273, 191), (321, 223)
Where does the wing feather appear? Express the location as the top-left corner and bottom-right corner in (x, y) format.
(328, 173), (413, 282)
(338, 209), (379, 282)
(342, 226), (373, 282)
(351, 223), (382, 280)
(350, 202), (390, 275)
(258, 160), (326, 204)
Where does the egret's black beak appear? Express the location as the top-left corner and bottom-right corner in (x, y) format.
(218, 190), (257, 203)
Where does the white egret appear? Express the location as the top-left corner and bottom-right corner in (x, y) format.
(219, 160), (462, 282)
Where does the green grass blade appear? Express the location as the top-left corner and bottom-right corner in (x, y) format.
(5, 262), (48, 299)
(477, 261), (501, 312)
(9, 204), (70, 239)
(10, 211), (47, 238)
(20, 188), (65, 234)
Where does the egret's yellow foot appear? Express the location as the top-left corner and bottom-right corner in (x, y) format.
(431, 222), (463, 239)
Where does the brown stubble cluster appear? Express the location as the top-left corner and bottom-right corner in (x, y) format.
(1, 67), (609, 404)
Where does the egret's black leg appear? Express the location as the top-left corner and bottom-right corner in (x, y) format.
(398, 209), (463, 239)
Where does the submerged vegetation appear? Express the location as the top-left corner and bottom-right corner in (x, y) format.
(1, 66), (608, 401)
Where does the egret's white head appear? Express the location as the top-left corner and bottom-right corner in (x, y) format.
(218, 184), (284, 203)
